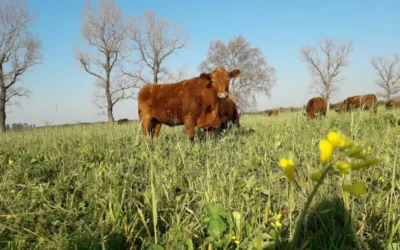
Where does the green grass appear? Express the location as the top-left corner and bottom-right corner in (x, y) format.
(0, 108), (399, 250)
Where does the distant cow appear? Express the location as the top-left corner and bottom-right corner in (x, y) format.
(137, 67), (241, 140)
(264, 109), (279, 116)
(218, 98), (240, 130)
(117, 118), (129, 124)
(336, 94), (378, 114)
(385, 99), (400, 109)
(305, 97), (327, 119)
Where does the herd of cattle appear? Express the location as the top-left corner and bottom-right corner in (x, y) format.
(116, 67), (400, 140)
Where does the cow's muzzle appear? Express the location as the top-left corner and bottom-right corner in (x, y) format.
(217, 92), (228, 99)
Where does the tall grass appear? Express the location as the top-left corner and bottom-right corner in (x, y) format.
(0, 108), (399, 249)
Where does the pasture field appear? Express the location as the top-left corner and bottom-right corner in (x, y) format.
(0, 108), (399, 250)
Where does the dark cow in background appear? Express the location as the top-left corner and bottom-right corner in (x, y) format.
(218, 98), (240, 130)
(305, 97), (327, 119)
(385, 99), (400, 109)
(336, 94), (377, 114)
(117, 118), (129, 124)
(137, 67), (241, 140)
(264, 109), (279, 116)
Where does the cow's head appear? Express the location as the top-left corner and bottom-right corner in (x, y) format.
(385, 100), (394, 109)
(200, 67), (241, 99)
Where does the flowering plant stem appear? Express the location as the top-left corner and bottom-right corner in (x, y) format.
(289, 164), (332, 250)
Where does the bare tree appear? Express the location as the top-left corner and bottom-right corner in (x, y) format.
(371, 54), (400, 101)
(198, 35), (277, 111)
(0, 0), (42, 133)
(300, 37), (353, 111)
(126, 11), (188, 84)
(75, 0), (135, 122)
(164, 65), (188, 83)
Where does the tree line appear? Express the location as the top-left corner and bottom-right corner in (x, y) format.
(1, 0), (399, 133)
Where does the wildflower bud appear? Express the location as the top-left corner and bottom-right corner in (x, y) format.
(310, 170), (322, 182)
(349, 146), (364, 155)
(348, 146), (367, 160)
(232, 211), (241, 221)
(335, 161), (352, 175)
(344, 141), (354, 149)
(351, 158), (379, 171)
(342, 182), (366, 195)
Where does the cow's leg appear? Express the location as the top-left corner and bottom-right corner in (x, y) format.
(140, 116), (153, 137)
(152, 122), (162, 139)
(204, 128), (214, 141)
(234, 114), (240, 128)
(373, 105), (378, 114)
(184, 117), (195, 141)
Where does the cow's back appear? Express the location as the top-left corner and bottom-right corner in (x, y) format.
(138, 81), (188, 126)
(306, 97), (327, 119)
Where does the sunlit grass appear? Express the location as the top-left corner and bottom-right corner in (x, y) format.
(0, 107), (399, 249)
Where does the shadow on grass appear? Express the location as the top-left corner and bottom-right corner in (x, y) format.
(296, 196), (370, 250)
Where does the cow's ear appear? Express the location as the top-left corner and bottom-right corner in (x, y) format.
(229, 69), (241, 78)
(200, 73), (212, 87)
(200, 73), (211, 81)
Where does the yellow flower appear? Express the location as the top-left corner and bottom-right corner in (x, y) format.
(378, 177), (385, 182)
(319, 140), (334, 164)
(279, 158), (295, 181)
(234, 240), (240, 245)
(335, 161), (352, 175)
(274, 213), (282, 221)
(342, 182), (366, 195)
(271, 221), (282, 228)
(231, 235), (236, 240)
(327, 131), (347, 147)
(8, 160), (13, 165)
(310, 170), (322, 181)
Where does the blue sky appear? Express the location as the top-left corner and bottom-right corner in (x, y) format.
(6, 0), (400, 126)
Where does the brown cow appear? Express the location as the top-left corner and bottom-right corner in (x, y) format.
(263, 109), (279, 116)
(385, 99), (400, 109)
(335, 94), (378, 114)
(117, 118), (129, 124)
(218, 98), (240, 130)
(305, 97), (327, 119)
(137, 67), (241, 140)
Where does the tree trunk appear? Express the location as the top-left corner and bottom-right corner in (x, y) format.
(105, 79), (114, 122)
(325, 94), (330, 112)
(325, 84), (331, 112)
(153, 71), (158, 84)
(0, 85), (6, 133)
(387, 89), (391, 101)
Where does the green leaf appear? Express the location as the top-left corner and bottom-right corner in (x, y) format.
(148, 244), (164, 250)
(387, 243), (400, 250)
(185, 238), (194, 250)
(204, 203), (225, 217)
(206, 217), (228, 238)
